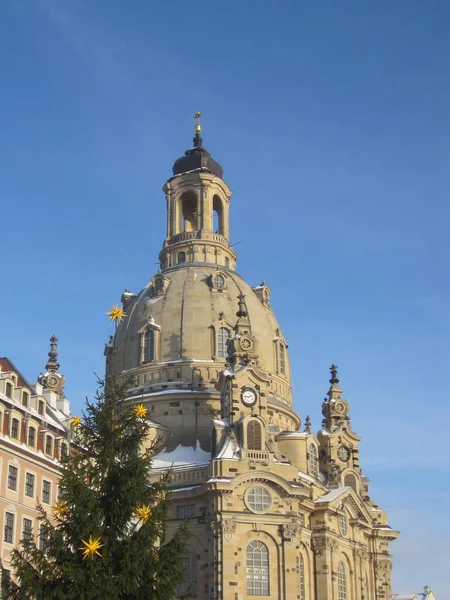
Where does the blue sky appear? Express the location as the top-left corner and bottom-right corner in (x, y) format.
(1, 0), (449, 595)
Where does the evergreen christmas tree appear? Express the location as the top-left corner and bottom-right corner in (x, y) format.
(5, 378), (187, 600)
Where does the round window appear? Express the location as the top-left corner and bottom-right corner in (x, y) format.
(246, 487), (272, 513)
(338, 513), (347, 536)
(338, 445), (350, 462)
(213, 274), (225, 289)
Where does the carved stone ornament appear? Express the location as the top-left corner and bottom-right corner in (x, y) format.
(353, 545), (369, 561)
(312, 537), (338, 558)
(208, 519), (219, 536)
(375, 559), (392, 581)
(283, 521), (302, 543)
(222, 518), (237, 542)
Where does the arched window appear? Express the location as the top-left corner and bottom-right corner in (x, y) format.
(279, 343), (286, 375)
(224, 256), (230, 268)
(338, 561), (347, 600)
(309, 444), (319, 478)
(180, 192), (197, 233)
(299, 554), (305, 600)
(144, 329), (155, 362)
(213, 195), (223, 234)
(247, 421), (262, 451)
(177, 251), (186, 264)
(344, 473), (357, 489)
(177, 545), (197, 597)
(217, 327), (229, 358)
(247, 541), (269, 596)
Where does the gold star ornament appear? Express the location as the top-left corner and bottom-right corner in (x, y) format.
(70, 416), (81, 429)
(80, 535), (103, 559)
(136, 504), (152, 522)
(106, 304), (126, 323)
(133, 403), (148, 418)
(54, 500), (69, 518)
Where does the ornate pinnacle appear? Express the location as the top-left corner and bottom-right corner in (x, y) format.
(45, 335), (60, 371)
(329, 363), (339, 384)
(304, 415), (312, 432)
(236, 293), (248, 319)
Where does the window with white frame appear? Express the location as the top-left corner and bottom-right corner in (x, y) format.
(25, 473), (35, 497)
(4, 512), (15, 543)
(42, 480), (51, 504)
(217, 327), (229, 358)
(308, 444), (319, 478)
(8, 466), (18, 491)
(338, 561), (347, 600)
(22, 518), (32, 542)
(246, 540), (269, 596)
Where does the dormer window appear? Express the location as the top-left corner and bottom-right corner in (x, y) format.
(38, 400), (45, 416)
(217, 327), (230, 359)
(22, 392), (29, 408)
(45, 435), (53, 456)
(139, 319), (160, 365)
(11, 418), (19, 439)
(143, 329), (155, 362)
(213, 274), (225, 289)
(6, 382), (13, 398)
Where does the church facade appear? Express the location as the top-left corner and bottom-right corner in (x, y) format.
(106, 119), (398, 600)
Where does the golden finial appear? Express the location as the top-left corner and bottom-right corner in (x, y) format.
(194, 111), (202, 134)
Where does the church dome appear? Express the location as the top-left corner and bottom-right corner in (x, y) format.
(111, 264), (292, 406)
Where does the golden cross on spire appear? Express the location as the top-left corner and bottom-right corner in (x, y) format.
(194, 111), (202, 134)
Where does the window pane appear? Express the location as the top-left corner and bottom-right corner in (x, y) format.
(217, 327), (229, 358)
(25, 473), (35, 497)
(246, 541), (269, 596)
(4, 512), (14, 543)
(8, 466), (18, 491)
(11, 418), (19, 439)
(42, 481), (51, 504)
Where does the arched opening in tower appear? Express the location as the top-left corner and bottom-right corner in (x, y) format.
(180, 191), (198, 232)
(213, 195), (224, 235)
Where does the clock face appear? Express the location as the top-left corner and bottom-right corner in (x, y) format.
(338, 445), (350, 462)
(241, 388), (257, 406)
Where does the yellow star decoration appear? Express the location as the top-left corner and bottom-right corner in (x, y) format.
(133, 404), (148, 418)
(136, 504), (152, 522)
(106, 304), (126, 323)
(80, 535), (103, 559)
(54, 500), (69, 518)
(70, 416), (81, 429)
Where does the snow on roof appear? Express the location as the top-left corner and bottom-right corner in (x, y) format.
(217, 436), (240, 460)
(151, 443), (210, 469)
(392, 595), (428, 600)
(314, 487), (350, 504)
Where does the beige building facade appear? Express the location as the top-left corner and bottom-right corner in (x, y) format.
(106, 120), (399, 600)
(0, 340), (71, 593)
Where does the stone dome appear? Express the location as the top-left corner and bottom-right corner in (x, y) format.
(110, 264), (293, 409)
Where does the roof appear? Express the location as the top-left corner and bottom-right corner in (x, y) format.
(314, 487), (350, 504)
(0, 357), (31, 388)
